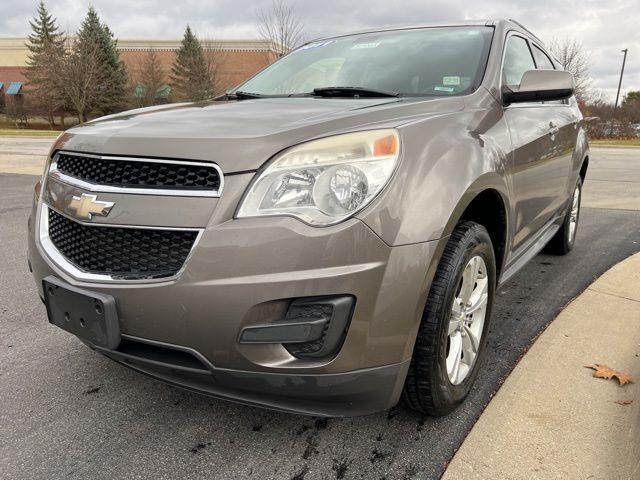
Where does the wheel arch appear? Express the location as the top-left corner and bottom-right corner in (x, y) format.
(440, 175), (510, 277)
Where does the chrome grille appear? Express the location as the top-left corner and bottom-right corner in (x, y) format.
(54, 152), (222, 193)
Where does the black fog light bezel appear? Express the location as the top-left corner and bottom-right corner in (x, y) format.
(239, 295), (356, 360)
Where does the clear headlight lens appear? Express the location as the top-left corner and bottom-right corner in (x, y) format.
(237, 129), (400, 226)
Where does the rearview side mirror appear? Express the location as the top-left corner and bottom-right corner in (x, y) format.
(502, 70), (574, 104)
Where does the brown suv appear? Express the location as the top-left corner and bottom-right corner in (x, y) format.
(28, 19), (588, 416)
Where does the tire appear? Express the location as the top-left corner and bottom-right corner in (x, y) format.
(402, 221), (496, 416)
(545, 177), (582, 255)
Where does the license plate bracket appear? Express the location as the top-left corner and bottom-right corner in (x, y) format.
(43, 276), (120, 349)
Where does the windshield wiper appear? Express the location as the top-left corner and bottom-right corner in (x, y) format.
(216, 90), (264, 101)
(218, 91), (316, 100)
(312, 86), (400, 98)
(218, 87), (399, 101)
(235, 90), (265, 99)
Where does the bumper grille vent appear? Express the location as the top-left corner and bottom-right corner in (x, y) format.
(48, 209), (198, 280)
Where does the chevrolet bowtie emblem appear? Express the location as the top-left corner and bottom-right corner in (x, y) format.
(68, 193), (114, 220)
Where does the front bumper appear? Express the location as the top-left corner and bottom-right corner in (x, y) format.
(28, 171), (438, 416)
(89, 334), (411, 416)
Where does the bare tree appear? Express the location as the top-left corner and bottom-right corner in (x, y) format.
(256, 0), (305, 58)
(548, 38), (593, 103)
(202, 38), (227, 95)
(138, 49), (166, 106)
(5, 97), (30, 128)
(56, 37), (106, 122)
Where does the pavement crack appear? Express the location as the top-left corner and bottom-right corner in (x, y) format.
(588, 178), (640, 184)
(584, 206), (640, 213)
(587, 287), (640, 304)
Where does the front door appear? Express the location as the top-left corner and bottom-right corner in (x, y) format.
(502, 34), (568, 253)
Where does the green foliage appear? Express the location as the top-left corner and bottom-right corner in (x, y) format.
(170, 26), (214, 101)
(24, 1), (65, 125)
(623, 91), (640, 105)
(138, 49), (168, 106)
(26, 1), (64, 54)
(74, 6), (128, 115)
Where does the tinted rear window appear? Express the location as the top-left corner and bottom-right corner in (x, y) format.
(532, 45), (555, 70)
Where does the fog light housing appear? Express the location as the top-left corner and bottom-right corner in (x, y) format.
(239, 296), (356, 359)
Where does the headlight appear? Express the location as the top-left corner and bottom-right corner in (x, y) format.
(236, 129), (400, 226)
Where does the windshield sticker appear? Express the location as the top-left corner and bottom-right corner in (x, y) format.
(351, 42), (380, 49)
(298, 40), (336, 51)
(442, 76), (461, 86)
(434, 86), (456, 93)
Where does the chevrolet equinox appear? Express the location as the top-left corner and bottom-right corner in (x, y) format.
(28, 19), (588, 416)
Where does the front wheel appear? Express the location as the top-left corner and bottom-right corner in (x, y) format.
(402, 221), (496, 415)
(545, 177), (582, 255)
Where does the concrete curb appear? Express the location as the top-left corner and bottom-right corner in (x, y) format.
(442, 252), (640, 480)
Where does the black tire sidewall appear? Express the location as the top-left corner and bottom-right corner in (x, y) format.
(434, 228), (496, 407)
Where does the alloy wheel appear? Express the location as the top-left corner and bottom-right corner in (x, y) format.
(446, 255), (488, 385)
(568, 183), (581, 243)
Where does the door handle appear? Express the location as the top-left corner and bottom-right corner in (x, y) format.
(548, 122), (560, 137)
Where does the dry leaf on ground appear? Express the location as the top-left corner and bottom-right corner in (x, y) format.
(585, 364), (634, 386)
(614, 399), (633, 406)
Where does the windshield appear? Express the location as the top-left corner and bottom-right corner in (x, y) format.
(237, 26), (494, 97)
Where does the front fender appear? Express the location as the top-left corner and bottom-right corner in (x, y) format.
(439, 172), (511, 239)
(357, 100), (510, 247)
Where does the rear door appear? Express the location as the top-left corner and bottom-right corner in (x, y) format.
(502, 34), (564, 253)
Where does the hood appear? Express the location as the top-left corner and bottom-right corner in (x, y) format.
(56, 96), (464, 173)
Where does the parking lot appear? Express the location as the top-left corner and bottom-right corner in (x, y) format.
(1, 140), (639, 480)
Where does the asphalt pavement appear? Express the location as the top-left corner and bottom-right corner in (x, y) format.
(1, 146), (639, 480)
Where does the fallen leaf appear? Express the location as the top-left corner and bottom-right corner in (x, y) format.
(614, 399), (633, 406)
(585, 364), (634, 386)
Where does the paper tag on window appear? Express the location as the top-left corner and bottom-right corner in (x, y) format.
(435, 86), (455, 92)
(442, 76), (461, 86)
(298, 40), (336, 51)
(352, 42), (380, 49)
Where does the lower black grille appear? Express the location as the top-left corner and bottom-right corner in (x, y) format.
(48, 209), (198, 280)
(115, 339), (211, 373)
(283, 296), (355, 359)
(284, 304), (333, 356)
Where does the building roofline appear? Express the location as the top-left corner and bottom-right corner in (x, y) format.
(0, 36), (277, 53)
(117, 38), (277, 52)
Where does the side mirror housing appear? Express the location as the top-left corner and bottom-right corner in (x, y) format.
(503, 70), (574, 104)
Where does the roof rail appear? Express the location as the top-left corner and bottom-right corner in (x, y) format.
(508, 19), (544, 44)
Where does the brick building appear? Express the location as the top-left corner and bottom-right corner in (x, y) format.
(0, 36), (276, 102)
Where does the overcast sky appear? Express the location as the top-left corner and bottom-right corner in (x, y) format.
(1, 0), (638, 102)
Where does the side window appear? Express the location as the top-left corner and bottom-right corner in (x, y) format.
(502, 35), (535, 86)
(532, 45), (555, 70)
(532, 44), (567, 104)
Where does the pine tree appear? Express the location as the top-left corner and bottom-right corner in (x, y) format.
(74, 7), (128, 116)
(24, 1), (65, 127)
(170, 26), (214, 101)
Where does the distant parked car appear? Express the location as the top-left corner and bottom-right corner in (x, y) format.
(29, 19), (588, 417)
(590, 121), (638, 138)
